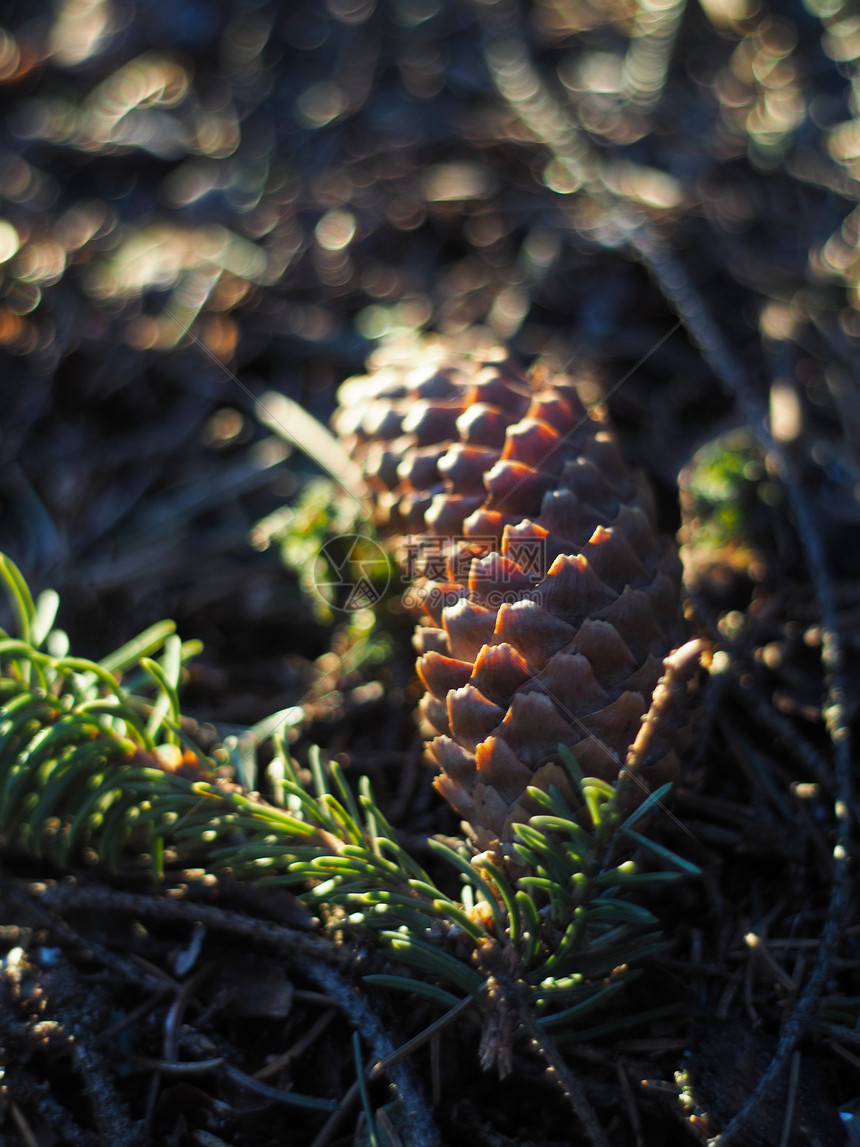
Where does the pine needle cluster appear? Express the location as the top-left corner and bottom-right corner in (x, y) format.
(0, 552), (697, 1056)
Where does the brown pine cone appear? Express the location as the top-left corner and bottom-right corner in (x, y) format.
(334, 333), (692, 856)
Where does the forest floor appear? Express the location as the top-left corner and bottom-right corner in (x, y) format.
(0, 0), (859, 1144)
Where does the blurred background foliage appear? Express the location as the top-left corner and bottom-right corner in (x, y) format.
(0, 0), (858, 688)
(0, 0), (855, 759)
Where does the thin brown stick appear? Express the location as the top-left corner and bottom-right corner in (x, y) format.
(255, 1009), (337, 1081)
(617, 1059), (646, 1147)
(9, 1101), (40, 1147)
(368, 994), (474, 1080)
(163, 964), (211, 1061)
(29, 881), (348, 964)
(93, 992), (170, 1048)
(776, 1051), (801, 1147)
(744, 934), (797, 994)
(518, 1001), (612, 1147)
(308, 1078), (361, 1147)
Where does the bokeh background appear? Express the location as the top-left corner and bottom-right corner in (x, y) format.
(1, 0), (857, 727)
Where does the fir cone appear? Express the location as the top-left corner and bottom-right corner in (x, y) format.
(334, 333), (693, 856)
